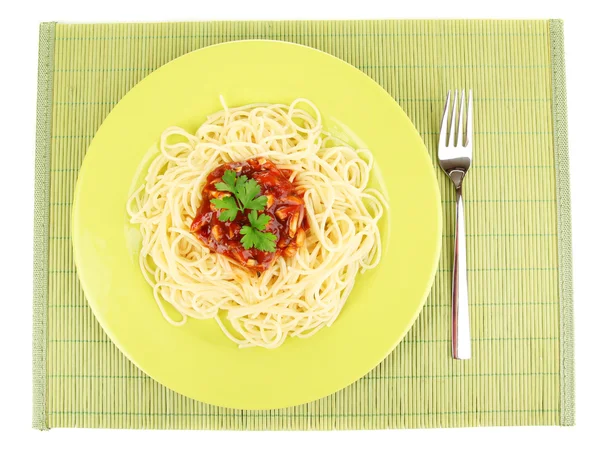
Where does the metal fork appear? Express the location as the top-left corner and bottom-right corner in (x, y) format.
(438, 89), (473, 360)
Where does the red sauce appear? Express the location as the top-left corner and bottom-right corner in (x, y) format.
(190, 158), (308, 273)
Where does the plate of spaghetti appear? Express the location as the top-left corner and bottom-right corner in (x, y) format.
(73, 40), (441, 409)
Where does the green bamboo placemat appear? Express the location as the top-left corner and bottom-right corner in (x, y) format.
(32, 19), (574, 430)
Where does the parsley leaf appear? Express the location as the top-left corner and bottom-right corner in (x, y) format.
(234, 175), (249, 196)
(245, 194), (268, 211)
(241, 211), (277, 252)
(214, 170), (267, 211)
(235, 178), (262, 210)
(240, 225), (277, 252)
(247, 209), (271, 231)
(210, 196), (239, 222)
(214, 170), (238, 194)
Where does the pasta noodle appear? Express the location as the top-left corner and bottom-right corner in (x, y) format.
(127, 98), (387, 348)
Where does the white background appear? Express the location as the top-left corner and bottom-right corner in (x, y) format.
(1, 0), (598, 449)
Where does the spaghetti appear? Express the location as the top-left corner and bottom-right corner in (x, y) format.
(127, 99), (387, 348)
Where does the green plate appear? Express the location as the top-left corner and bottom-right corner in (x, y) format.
(73, 40), (442, 410)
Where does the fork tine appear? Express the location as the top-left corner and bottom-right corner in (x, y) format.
(466, 89), (473, 147)
(457, 90), (465, 146)
(439, 90), (452, 147)
(448, 90), (458, 147)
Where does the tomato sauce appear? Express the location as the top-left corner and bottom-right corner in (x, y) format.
(190, 158), (308, 272)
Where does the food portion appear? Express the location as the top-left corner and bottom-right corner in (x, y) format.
(127, 99), (387, 348)
(190, 158), (307, 272)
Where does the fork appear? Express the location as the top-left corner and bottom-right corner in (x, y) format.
(438, 89), (473, 360)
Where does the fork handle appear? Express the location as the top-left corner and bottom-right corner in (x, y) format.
(452, 185), (471, 359)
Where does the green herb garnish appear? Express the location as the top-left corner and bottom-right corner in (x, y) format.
(240, 210), (277, 252)
(210, 196), (239, 222)
(210, 169), (276, 252)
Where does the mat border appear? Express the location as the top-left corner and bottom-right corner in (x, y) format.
(549, 19), (575, 426)
(32, 21), (56, 431)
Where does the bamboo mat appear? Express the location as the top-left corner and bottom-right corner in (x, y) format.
(33, 19), (574, 430)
